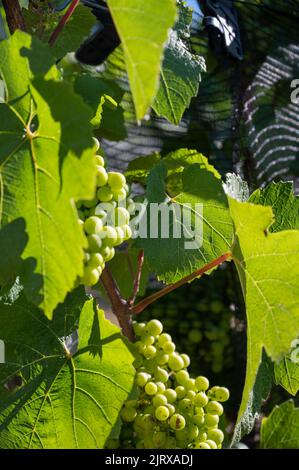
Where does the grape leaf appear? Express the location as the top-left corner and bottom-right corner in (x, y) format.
(232, 351), (273, 444)
(74, 74), (127, 141)
(250, 182), (299, 397)
(106, 0), (177, 120)
(152, 1), (205, 125)
(0, 286), (135, 449)
(0, 32), (96, 318)
(135, 155), (233, 284)
(260, 400), (299, 449)
(24, 5), (94, 59)
(250, 182), (299, 232)
(230, 198), (299, 434)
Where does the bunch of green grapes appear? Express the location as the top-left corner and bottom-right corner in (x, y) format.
(77, 140), (134, 286)
(140, 271), (234, 376)
(107, 319), (229, 449)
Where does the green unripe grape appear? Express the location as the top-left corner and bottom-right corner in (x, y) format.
(133, 322), (146, 336)
(169, 413), (186, 431)
(121, 406), (136, 422)
(152, 431), (167, 448)
(134, 341), (144, 353)
(195, 376), (209, 392)
(210, 300), (223, 314)
(94, 206), (107, 221)
(127, 198), (136, 214)
(146, 319), (163, 336)
(195, 442), (210, 449)
(205, 439), (217, 449)
(208, 386), (230, 402)
(176, 428), (189, 441)
(162, 341), (176, 354)
(168, 353), (184, 371)
(143, 345), (156, 359)
(152, 394), (168, 408)
(78, 218), (84, 227)
(181, 354), (190, 367)
(164, 388), (177, 404)
(154, 367), (169, 383)
(207, 428), (224, 444)
(166, 403), (175, 415)
(93, 137), (100, 151)
(108, 172), (126, 189)
(198, 432), (208, 441)
(141, 334), (155, 346)
(89, 253), (104, 268)
(156, 381), (166, 393)
(97, 265), (103, 277)
(141, 414), (156, 432)
(155, 405), (169, 421)
(175, 385), (186, 399)
(122, 224), (132, 240)
(114, 226), (125, 244)
(95, 155), (105, 167)
(157, 333), (172, 346)
(84, 252), (91, 263)
(186, 390), (196, 400)
(96, 166), (108, 187)
(175, 370), (189, 385)
(136, 372), (149, 387)
(204, 413), (219, 428)
(186, 378), (196, 391)
(188, 329), (203, 343)
(84, 216), (103, 235)
(87, 234), (102, 252)
(100, 226), (118, 246)
(178, 398), (193, 413)
(102, 246), (115, 262)
(114, 207), (130, 226)
(205, 401), (223, 416)
(156, 351), (169, 365)
(145, 381), (158, 396)
(82, 267), (100, 286)
(112, 187), (127, 201)
(194, 392), (209, 407)
(97, 186), (113, 202)
(187, 423), (199, 440)
(192, 414), (205, 426)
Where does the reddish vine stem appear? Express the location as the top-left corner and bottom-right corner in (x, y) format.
(128, 249), (144, 307)
(49, 0), (80, 47)
(100, 266), (135, 342)
(132, 252), (232, 315)
(2, 0), (26, 33)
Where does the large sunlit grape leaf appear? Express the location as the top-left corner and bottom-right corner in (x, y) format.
(135, 154), (233, 283)
(250, 182), (299, 397)
(0, 32), (97, 318)
(260, 400), (299, 449)
(107, 0), (177, 120)
(230, 198), (299, 436)
(0, 286), (135, 449)
(152, 1), (205, 125)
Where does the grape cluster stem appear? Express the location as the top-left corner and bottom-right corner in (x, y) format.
(99, 252), (232, 343)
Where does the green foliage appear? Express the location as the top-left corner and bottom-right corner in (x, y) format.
(260, 401), (299, 449)
(135, 150), (233, 284)
(152, 1), (205, 125)
(0, 32), (96, 318)
(229, 197), (299, 431)
(106, 0), (177, 120)
(0, 285), (135, 448)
